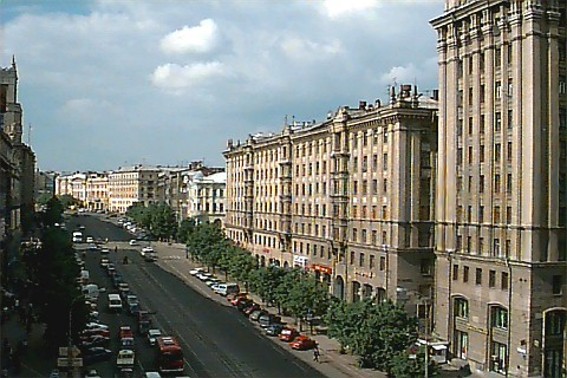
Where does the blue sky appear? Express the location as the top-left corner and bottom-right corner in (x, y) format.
(1, 0), (443, 171)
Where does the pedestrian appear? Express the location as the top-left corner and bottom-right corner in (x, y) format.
(313, 345), (320, 363)
(114, 246), (118, 253)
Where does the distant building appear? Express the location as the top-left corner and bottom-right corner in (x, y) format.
(35, 170), (56, 200)
(224, 86), (438, 317)
(108, 165), (160, 214)
(186, 171), (226, 226)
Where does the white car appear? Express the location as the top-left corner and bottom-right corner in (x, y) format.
(189, 268), (205, 276)
(205, 278), (220, 287)
(147, 329), (162, 346)
(85, 322), (109, 330)
(196, 272), (212, 281)
(141, 246), (154, 256)
(128, 240), (138, 246)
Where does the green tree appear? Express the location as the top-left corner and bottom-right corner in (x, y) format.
(36, 192), (53, 207)
(389, 350), (437, 378)
(326, 299), (418, 372)
(41, 196), (64, 226)
(149, 203), (178, 241)
(249, 265), (287, 306)
(24, 227), (87, 349)
(58, 194), (78, 209)
(227, 247), (256, 291)
(283, 271), (330, 330)
(176, 218), (196, 243)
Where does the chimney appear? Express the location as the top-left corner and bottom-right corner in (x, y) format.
(359, 100), (367, 110)
(432, 89), (439, 100)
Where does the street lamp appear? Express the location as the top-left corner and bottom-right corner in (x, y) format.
(67, 295), (83, 377)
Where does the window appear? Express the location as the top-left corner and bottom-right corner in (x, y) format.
(350, 251), (355, 265)
(371, 230), (377, 245)
(372, 180), (378, 195)
(495, 81), (502, 99)
(359, 253), (365, 267)
(453, 264), (459, 280)
(352, 228), (358, 242)
(383, 153), (388, 170)
(379, 256), (386, 271)
(475, 268), (482, 285)
(455, 298), (469, 318)
(369, 255), (375, 269)
(480, 114), (485, 134)
(479, 175), (485, 193)
(463, 266), (469, 283)
(494, 206), (501, 223)
(353, 181), (358, 195)
(552, 275), (563, 295)
(372, 155), (378, 170)
(495, 174), (501, 193)
(501, 272), (509, 290)
(420, 259), (432, 276)
(480, 85), (485, 104)
(480, 145), (485, 163)
(507, 142), (512, 162)
(507, 109), (513, 129)
(491, 306), (508, 329)
(494, 143), (501, 162)
(495, 112), (502, 131)
(479, 206), (484, 223)
(468, 117), (473, 134)
(489, 270), (496, 287)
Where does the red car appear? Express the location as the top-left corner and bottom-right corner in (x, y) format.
(291, 335), (317, 350)
(243, 303), (261, 316)
(119, 326), (133, 340)
(231, 296), (250, 307)
(227, 293), (247, 303)
(278, 327), (299, 342)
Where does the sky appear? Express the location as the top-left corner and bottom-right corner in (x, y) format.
(0, 0), (444, 172)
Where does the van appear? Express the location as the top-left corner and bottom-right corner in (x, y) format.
(79, 270), (90, 284)
(108, 294), (122, 312)
(82, 284), (99, 301)
(215, 283), (240, 297)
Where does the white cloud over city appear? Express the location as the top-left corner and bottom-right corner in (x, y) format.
(2, 0), (443, 171)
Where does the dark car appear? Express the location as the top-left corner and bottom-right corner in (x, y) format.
(235, 298), (253, 311)
(81, 347), (112, 365)
(259, 314), (281, 328)
(79, 335), (110, 350)
(249, 310), (267, 321)
(80, 328), (111, 339)
(265, 324), (284, 336)
(243, 303), (261, 316)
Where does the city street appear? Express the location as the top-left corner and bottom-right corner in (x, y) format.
(70, 215), (324, 378)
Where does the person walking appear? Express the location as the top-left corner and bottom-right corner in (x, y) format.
(313, 345), (320, 363)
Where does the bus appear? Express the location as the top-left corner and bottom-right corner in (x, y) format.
(156, 336), (184, 373)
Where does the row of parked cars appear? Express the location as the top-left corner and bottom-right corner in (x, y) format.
(188, 267), (318, 352)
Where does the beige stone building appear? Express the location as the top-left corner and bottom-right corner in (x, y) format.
(85, 173), (109, 211)
(431, 0), (566, 376)
(108, 165), (160, 214)
(186, 171), (226, 226)
(224, 87), (438, 317)
(55, 173), (87, 204)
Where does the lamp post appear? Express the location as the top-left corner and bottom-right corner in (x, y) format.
(67, 295), (82, 377)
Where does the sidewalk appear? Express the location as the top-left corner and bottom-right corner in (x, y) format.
(151, 241), (387, 378)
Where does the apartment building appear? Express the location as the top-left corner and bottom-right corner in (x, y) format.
(224, 86), (438, 316)
(431, 1), (566, 376)
(55, 172), (87, 204)
(108, 165), (160, 214)
(186, 171), (226, 226)
(85, 173), (109, 211)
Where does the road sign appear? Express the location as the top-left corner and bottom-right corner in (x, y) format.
(58, 346), (81, 357)
(57, 357), (83, 367)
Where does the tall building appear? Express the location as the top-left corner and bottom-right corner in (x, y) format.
(224, 86), (438, 316)
(431, 1), (566, 376)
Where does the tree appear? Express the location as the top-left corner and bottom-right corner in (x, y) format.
(23, 227), (87, 349)
(148, 203), (178, 241)
(58, 194), (78, 209)
(249, 266), (286, 306)
(176, 218), (196, 243)
(389, 350), (437, 378)
(326, 299), (418, 372)
(41, 196), (64, 226)
(227, 248), (256, 291)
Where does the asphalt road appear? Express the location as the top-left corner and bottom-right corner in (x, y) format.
(70, 215), (325, 378)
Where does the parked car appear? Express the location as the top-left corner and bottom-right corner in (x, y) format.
(227, 293), (247, 303)
(81, 328), (110, 339)
(100, 248), (110, 255)
(85, 236), (95, 243)
(147, 328), (162, 346)
(196, 272), (212, 281)
(84, 369), (101, 378)
(265, 324), (284, 337)
(243, 303), (261, 316)
(141, 246), (154, 256)
(290, 335), (317, 350)
(85, 322), (109, 330)
(205, 277), (220, 287)
(81, 347), (112, 365)
(120, 337), (135, 349)
(279, 327), (299, 342)
(235, 298), (253, 310)
(249, 310), (267, 321)
(128, 239), (138, 246)
(258, 314), (281, 328)
(79, 335), (110, 350)
(189, 268), (205, 276)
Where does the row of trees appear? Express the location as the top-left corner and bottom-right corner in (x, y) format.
(184, 222), (434, 376)
(126, 202), (178, 241)
(21, 196), (88, 350)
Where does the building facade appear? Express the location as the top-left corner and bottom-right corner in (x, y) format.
(108, 165), (160, 214)
(186, 171), (226, 226)
(431, 1), (566, 376)
(85, 173), (109, 211)
(224, 87), (438, 316)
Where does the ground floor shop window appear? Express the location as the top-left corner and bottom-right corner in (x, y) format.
(454, 330), (468, 359)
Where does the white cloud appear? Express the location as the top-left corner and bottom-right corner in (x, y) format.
(322, 0), (382, 19)
(280, 37), (342, 60)
(160, 19), (219, 54)
(151, 61), (225, 90)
